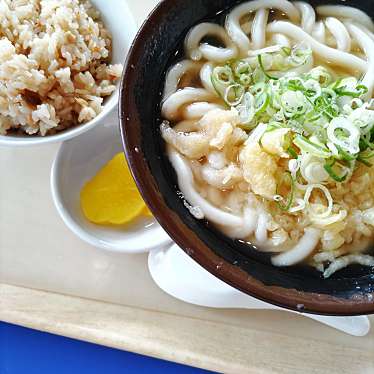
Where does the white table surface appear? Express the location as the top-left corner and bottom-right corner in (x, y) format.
(1, 1), (374, 373)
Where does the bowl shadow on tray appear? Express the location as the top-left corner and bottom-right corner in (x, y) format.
(120, 0), (374, 314)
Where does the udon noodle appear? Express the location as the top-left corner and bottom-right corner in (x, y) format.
(160, 1), (374, 278)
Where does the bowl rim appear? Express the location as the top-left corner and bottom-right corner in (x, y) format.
(0, 92), (119, 147)
(119, 0), (374, 316)
(50, 119), (173, 254)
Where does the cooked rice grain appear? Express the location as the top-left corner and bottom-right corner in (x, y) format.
(0, 0), (122, 136)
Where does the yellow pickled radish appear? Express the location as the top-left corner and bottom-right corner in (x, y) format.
(142, 205), (153, 217)
(80, 152), (148, 225)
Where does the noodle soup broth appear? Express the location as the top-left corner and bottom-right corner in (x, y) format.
(159, 0), (374, 279)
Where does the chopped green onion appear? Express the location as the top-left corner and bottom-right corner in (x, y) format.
(266, 122), (283, 132)
(285, 78), (304, 92)
(333, 77), (368, 98)
(224, 84), (245, 106)
(336, 145), (356, 162)
(257, 54), (278, 81)
(210, 57), (374, 184)
(271, 92), (282, 110)
(289, 46), (311, 66)
(359, 150), (374, 159)
(360, 132), (374, 151)
(327, 117), (360, 155)
(360, 138), (370, 152)
(287, 146), (299, 158)
(293, 135), (332, 159)
(252, 67), (266, 84)
(237, 92), (255, 127)
(281, 47), (291, 56)
(232, 60), (251, 78)
(324, 160), (348, 182)
(254, 92), (270, 114)
(276, 172), (295, 211)
(281, 91), (307, 118)
(335, 84), (368, 98)
(239, 74), (252, 86)
(309, 67), (332, 87)
(211, 66), (234, 99)
(250, 82), (266, 96)
(357, 155), (372, 167)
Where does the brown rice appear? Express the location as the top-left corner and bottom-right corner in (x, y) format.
(0, 0), (122, 136)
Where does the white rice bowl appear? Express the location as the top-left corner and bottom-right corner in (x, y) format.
(0, 0), (136, 145)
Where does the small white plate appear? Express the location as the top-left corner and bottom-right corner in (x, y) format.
(0, 0), (137, 147)
(51, 109), (172, 253)
(148, 244), (371, 337)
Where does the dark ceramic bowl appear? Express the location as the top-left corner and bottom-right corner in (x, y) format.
(120, 0), (374, 315)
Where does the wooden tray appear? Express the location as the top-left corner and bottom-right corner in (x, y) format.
(1, 1), (374, 373)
